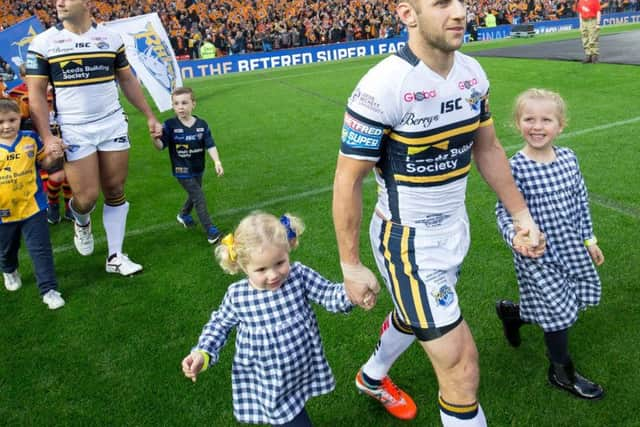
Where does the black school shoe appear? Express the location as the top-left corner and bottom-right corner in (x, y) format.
(548, 360), (604, 400)
(495, 299), (524, 347)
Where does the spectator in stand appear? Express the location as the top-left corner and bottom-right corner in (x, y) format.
(485, 10), (498, 26)
(200, 38), (216, 59)
(213, 31), (228, 56)
(467, 10), (479, 41)
(0, 0), (597, 56)
(329, 22), (344, 44)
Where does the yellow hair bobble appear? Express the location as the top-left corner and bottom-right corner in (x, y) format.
(221, 233), (237, 261)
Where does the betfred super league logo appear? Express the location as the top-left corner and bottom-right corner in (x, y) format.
(132, 23), (176, 93)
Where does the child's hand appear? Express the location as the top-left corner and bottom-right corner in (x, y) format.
(44, 139), (67, 160)
(587, 244), (604, 266)
(181, 352), (205, 382)
(512, 227), (546, 258)
(361, 290), (377, 311)
(214, 161), (224, 176)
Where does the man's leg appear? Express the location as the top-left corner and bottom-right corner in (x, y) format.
(99, 150), (141, 276)
(580, 24), (591, 62)
(64, 152), (100, 255)
(356, 310), (417, 420)
(423, 321), (486, 427)
(356, 215), (418, 420)
(361, 310), (416, 380)
(589, 24), (600, 61)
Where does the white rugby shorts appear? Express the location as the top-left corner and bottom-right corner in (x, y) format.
(369, 209), (470, 330)
(61, 111), (130, 161)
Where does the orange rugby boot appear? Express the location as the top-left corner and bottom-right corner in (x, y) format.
(355, 369), (417, 420)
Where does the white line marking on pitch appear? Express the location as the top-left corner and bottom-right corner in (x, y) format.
(53, 116), (639, 254)
(504, 116), (640, 151)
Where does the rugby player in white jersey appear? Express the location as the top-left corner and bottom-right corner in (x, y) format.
(333, 0), (545, 425)
(26, 0), (162, 276)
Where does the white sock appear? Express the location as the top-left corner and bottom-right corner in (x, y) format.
(439, 398), (486, 427)
(103, 201), (129, 257)
(362, 312), (416, 380)
(69, 198), (92, 226)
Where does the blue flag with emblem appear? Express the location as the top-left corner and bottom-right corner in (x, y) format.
(0, 16), (45, 91)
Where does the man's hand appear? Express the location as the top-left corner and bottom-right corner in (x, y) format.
(43, 135), (67, 160)
(512, 209), (541, 246)
(148, 117), (163, 139)
(341, 262), (380, 310)
(513, 227), (546, 258)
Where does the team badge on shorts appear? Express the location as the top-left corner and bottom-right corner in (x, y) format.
(431, 285), (454, 307)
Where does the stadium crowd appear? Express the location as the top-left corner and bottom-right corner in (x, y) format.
(1, 0), (639, 59)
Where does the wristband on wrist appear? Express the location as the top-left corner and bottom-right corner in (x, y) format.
(196, 350), (210, 371)
(584, 237), (598, 247)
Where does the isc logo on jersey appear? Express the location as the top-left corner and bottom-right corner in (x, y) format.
(342, 112), (384, 150)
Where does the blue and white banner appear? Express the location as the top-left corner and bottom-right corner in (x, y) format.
(0, 16), (45, 91)
(475, 10), (640, 41)
(179, 37), (407, 79)
(178, 10), (640, 80)
(104, 13), (182, 112)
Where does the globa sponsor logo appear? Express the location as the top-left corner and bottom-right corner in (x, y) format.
(458, 78), (478, 90)
(403, 90), (437, 102)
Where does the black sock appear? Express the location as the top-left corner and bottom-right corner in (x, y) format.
(362, 371), (382, 388)
(544, 328), (570, 364)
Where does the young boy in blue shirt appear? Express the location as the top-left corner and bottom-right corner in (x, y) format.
(152, 87), (224, 244)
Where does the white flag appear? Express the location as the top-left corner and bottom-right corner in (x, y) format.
(104, 13), (182, 112)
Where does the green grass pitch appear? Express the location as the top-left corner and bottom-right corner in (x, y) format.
(1, 24), (639, 426)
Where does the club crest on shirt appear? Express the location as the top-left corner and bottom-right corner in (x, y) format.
(431, 285), (454, 307)
(465, 89), (485, 112)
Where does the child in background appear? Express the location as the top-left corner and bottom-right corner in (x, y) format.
(8, 64), (73, 224)
(0, 98), (65, 309)
(495, 88), (604, 399)
(152, 86), (223, 244)
(182, 212), (355, 426)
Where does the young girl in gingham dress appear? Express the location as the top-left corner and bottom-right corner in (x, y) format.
(494, 89), (605, 400)
(181, 211), (355, 426)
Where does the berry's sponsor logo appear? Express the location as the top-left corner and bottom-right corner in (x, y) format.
(399, 112), (439, 129)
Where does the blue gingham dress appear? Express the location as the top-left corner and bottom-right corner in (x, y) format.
(194, 262), (354, 425)
(496, 147), (601, 332)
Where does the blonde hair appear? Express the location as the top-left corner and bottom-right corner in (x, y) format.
(215, 211), (305, 274)
(513, 88), (567, 128)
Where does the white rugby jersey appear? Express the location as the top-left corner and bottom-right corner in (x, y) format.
(26, 23), (129, 126)
(341, 45), (492, 227)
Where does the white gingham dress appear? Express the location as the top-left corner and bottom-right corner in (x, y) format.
(496, 147), (601, 332)
(194, 262), (353, 425)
